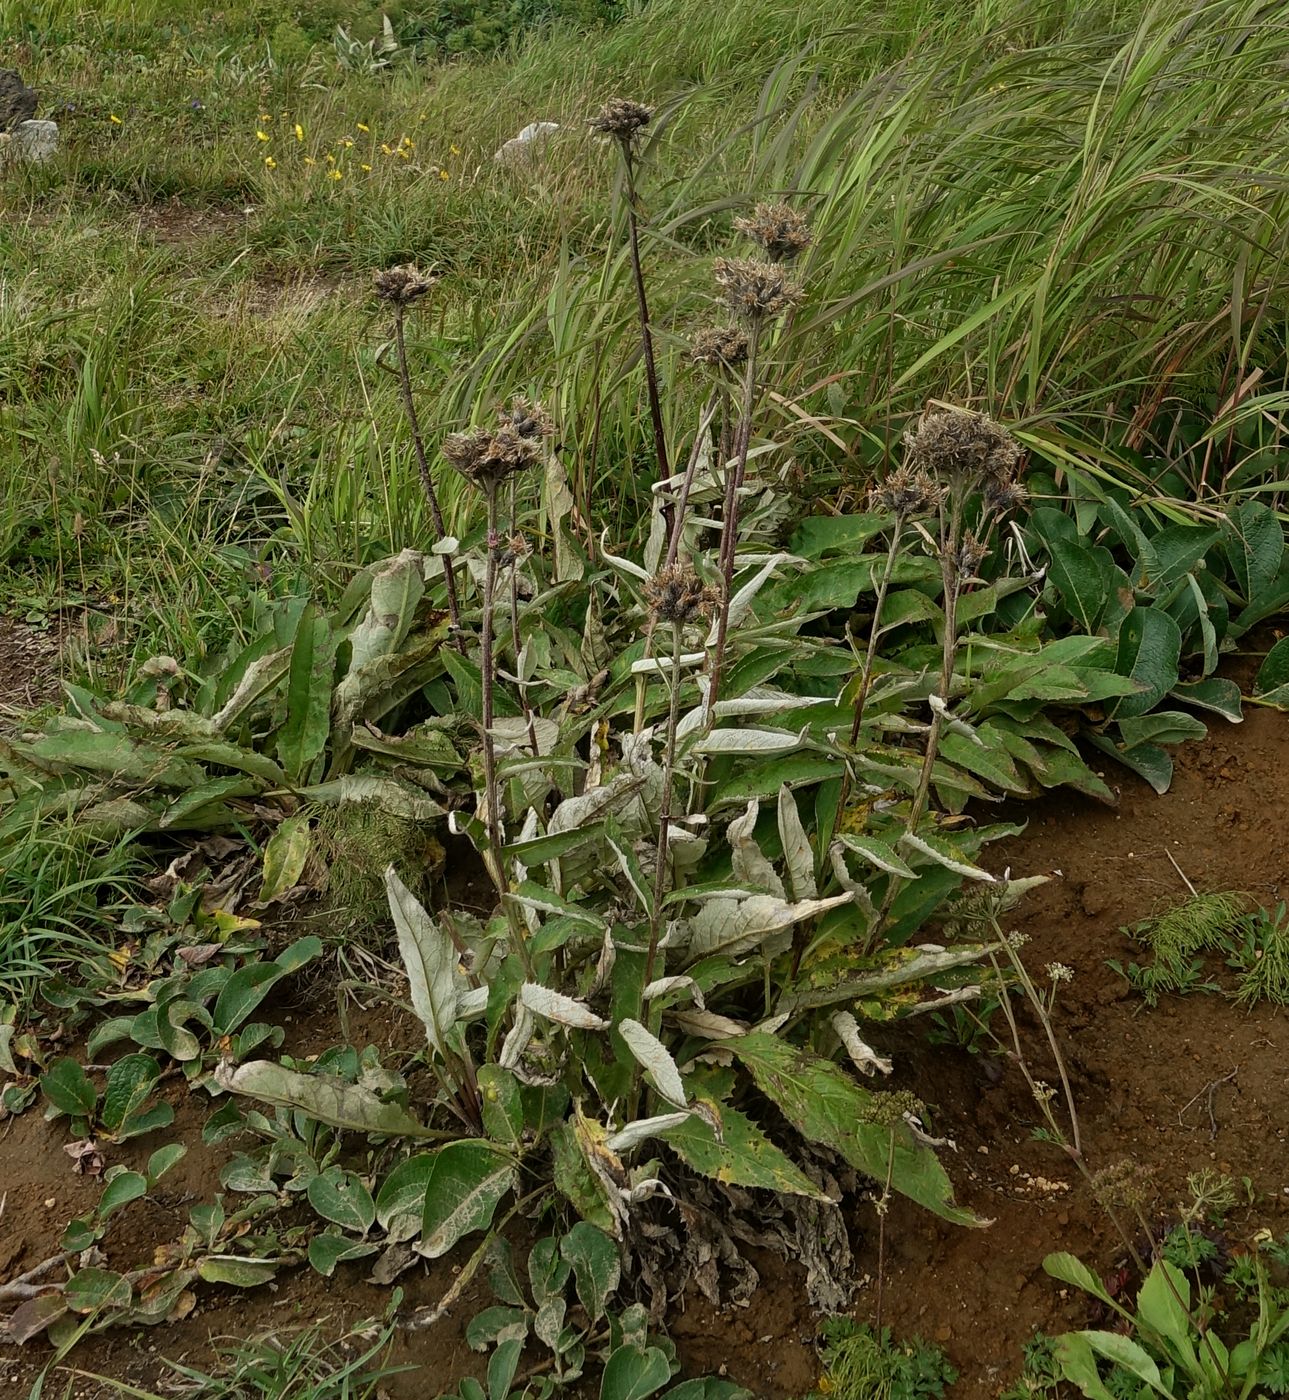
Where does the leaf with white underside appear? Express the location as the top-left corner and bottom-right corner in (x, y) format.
(777, 785), (817, 901)
(834, 834), (916, 878)
(605, 1112), (693, 1153)
(519, 983), (609, 1030)
(386, 867), (460, 1057)
(617, 1020), (687, 1106)
(692, 727), (805, 756)
(686, 893), (850, 962)
(898, 831), (996, 881)
(216, 1061), (440, 1138)
(831, 1011), (892, 1076)
(727, 800), (785, 897)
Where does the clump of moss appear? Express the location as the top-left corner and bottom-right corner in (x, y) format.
(1121, 891), (1248, 1005)
(314, 804), (444, 940)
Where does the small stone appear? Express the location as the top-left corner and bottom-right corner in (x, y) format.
(1009, 1163), (1020, 1176)
(44, 1197), (56, 1209)
(977, 1144), (989, 1155)
(934, 1325), (952, 1342)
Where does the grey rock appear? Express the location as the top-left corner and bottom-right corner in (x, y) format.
(13, 119), (57, 163)
(0, 70), (38, 132)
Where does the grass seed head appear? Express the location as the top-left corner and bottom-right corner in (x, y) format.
(689, 324), (750, 369)
(713, 256), (803, 323)
(588, 97), (653, 145)
(644, 562), (718, 626)
(904, 407), (1022, 485)
(372, 263), (437, 305)
(734, 201), (812, 263)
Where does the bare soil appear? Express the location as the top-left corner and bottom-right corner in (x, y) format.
(2, 699), (1287, 1397)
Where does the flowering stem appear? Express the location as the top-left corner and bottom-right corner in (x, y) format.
(706, 322), (762, 723)
(646, 621), (685, 992)
(848, 520), (905, 747)
(621, 147), (670, 492)
(480, 481), (533, 979)
(393, 303), (460, 633)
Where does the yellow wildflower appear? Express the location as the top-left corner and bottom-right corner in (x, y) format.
(264, 155), (277, 168)
(326, 152), (336, 164)
(439, 168), (450, 181)
(256, 130), (269, 142)
(381, 143), (393, 156)
(356, 122), (370, 133)
(109, 113), (122, 125)
(303, 156), (316, 167)
(397, 148), (409, 159)
(329, 169), (343, 181)
(450, 144), (460, 155)
(294, 123), (304, 142)
(259, 113), (271, 122)
(340, 137), (354, 149)
(361, 162), (372, 171)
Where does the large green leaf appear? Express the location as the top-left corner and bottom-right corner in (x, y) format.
(661, 1102), (827, 1199)
(260, 814), (312, 902)
(40, 1057), (97, 1119)
(1046, 537), (1113, 633)
(277, 603), (336, 781)
(211, 936), (321, 1034)
(376, 1152), (439, 1243)
(418, 1142), (516, 1259)
(307, 1166), (376, 1234)
(561, 1222), (620, 1323)
(1109, 606), (1181, 719)
(100, 1053), (164, 1136)
(730, 1033), (979, 1225)
(1225, 499), (1283, 605)
(600, 1345), (673, 1400)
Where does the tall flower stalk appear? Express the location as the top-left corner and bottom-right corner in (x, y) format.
(443, 399), (554, 978)
(705, 204), (809, 720)
(868, 409), (1024, 947)
(590, 99), (669, 489)
(374, 265), (460, 633)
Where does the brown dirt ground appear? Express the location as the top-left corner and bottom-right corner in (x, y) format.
(0, 619), (64, 719)
(2, 696), (1287, 1398)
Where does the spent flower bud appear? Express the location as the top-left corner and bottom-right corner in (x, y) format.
(713, 256), (803, 323)
(588, 98), (653, 145)
(643, 563), (718, 626)
(903, 407), (1022, 485)
(373, 264), (437, 306)
(734, 201), (812, 263)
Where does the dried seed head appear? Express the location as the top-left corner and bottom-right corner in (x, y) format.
(903, 407), (1022, 485)
(713, 256), (803, 323)
(689, 324), (750, 369)
(1090, 1159), (1154, 1212)
(372, 263), (437, 305)
(868, 465), (945, 518)
(643, 563), (718, 626)
(588, 98), (653, 145)
(859, 1088), (925, 1129)
(442, 424), (541, 489)
(949, 529), (989, 578)
(442, 397), (552, 489)
(981, 475), (1030, 518)
(498, 395), (554, 442)
(496, 532), (533, 569)
(734, 201), (812, 263)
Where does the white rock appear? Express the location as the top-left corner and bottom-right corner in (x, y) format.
(493, 121), (559, 163)
(9, 119), (58, 163)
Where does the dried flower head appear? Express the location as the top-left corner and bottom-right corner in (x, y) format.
(643, 563), (718, 626)
(734, 201), (812, 263)
(689, 325), (750, 369)
(981, 475), (1030, 520)
(859, 1088), (925, 1129)
(373, 264), (437, 306)
(1045, 962), (1074, 984)
(903, 408), (1022, 485)
(498, 395), (554, 443)
(713, 256), (803, 322)
(949, 529), (989, 578)
(868, 465), (945, 518)
(588, 98), (653, 145)
(442, 424), (541, 488)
